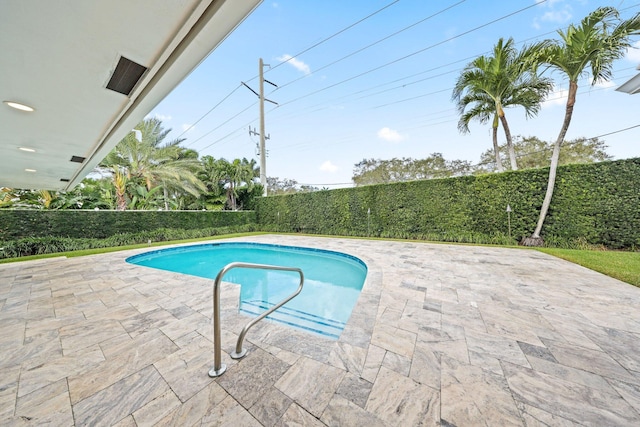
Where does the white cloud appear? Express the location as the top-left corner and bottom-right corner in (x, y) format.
(377, 127), (407, 143)
(542, 87), (568, 108)
(181, 123), (195, 133)
(153, 113), (172, 121)
(532, 0), (572, 29)
(594, 80), (616, 89)
(319, 160), (338, 173)
(626, 41), (640, 63)
(277, 54), (311, 75)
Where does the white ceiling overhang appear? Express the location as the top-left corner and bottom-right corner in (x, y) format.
(616, 64), (640, 95)
(0, 0), (261, 190)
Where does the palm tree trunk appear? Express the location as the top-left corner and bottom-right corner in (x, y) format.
(492, 116), (504, 172)
(163, 187), (169, 211)
(498, 113), (518, 170)
(523, 81), (577, 246)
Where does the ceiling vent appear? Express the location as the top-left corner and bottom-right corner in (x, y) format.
(70, 155), (86, 163)
(106, 56), (148, 96)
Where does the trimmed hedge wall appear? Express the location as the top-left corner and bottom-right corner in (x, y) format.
(255, 158), (640, 249)
(0, 210), (256, 240)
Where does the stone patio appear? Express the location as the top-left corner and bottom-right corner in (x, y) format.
(1, 234), (640, 426)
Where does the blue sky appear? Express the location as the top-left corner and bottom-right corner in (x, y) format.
(150, 0), (640, 188)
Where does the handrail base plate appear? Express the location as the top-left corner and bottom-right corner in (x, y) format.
(230, 349), (247, 359)
(208, 364), (227, 378)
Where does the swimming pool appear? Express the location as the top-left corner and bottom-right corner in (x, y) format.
(126, 242), (367, 339)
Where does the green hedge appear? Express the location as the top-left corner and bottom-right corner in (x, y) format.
(0, 224), (260, 259)
(256, 158), (640, 249)
(0, 210), (256, 240)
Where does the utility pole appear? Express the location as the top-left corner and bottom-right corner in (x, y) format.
(259, 58), (267, 196)
(241, 59), (277, 197)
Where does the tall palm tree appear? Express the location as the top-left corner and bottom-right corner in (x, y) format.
(101, 118), (205, 210)
(524, 7), (640, 245)
(453, 38), (553, 171)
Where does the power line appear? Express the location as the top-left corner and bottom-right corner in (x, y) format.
(275, 0), (468, 91)
(179, 84), (242, 144)
(276, 0), (549, 109)
(264, 0), (401, 76)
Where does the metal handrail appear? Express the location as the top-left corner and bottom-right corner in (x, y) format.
(208, 262), (304, 378)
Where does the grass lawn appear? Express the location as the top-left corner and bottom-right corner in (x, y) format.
(537, 247), (640, 287)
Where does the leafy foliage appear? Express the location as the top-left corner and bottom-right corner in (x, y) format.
(352, 155), (473, 185)
(478, 136), (613, 171)
(0, 210), (256, 240)
(257, 158), (640, 249)
(0, 224), (259, 259)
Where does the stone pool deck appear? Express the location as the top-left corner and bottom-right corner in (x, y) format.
(1, 235), (640, 426)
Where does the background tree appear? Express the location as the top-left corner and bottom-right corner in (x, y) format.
(266, 177), (319, 195)
(478, 136), (612, 170)
(453, 37), (553, 171)
(524, 7), (640, 245)
(352, 154), (474, 186)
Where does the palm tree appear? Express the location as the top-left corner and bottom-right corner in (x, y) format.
(101, 118), (205, 210)
(523, 7), (640, 246)
(453, 37), (553, 171)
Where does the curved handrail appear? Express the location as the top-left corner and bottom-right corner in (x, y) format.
(208, 262), (304, 378)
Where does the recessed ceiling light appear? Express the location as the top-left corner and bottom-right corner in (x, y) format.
(4, 101), (35, 112)
(25, 168), (37, 172)
(19, 147), (36, 152)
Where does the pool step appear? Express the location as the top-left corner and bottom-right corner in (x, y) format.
(240, 299), (345, 339)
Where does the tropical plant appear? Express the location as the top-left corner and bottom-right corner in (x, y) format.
(523, 7), (640, 246)
(101, 118), (206, 210)
(453, 37), (553, 171)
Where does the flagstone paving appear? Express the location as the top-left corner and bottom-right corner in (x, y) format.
(1, 235), (640, 426)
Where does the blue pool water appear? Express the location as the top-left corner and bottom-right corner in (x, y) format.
(126, 242), (367, 339)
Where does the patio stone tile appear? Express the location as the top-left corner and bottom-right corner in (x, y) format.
(18, 344), (104, 398)
(582, 327), (640, 373)
(465, 329), (530, 368)
(275, 403), (324, 427)
(275, 356), (345, 418)
(72, 365), (169, 426)
(15, 378), (73, 426)
(608, 379), (640, 415)
(159, 311), (210, 341)
(68, 330), (177, 404)
(132, 388), (181, 427)
(0, 365), (20, 419)
(321, 395), (386, 427)
(503, 361), (639, 426)
(517, 402), (582, 427)
(199, 395), (262, 426)
(152, 334), (217, 402)
(335, 372), (372, 409)
(441, 356), (522, 426)
(525, 355), (616, 393)
(248, 386), (292, 427)
(382, 350), (411, 376)
(409, 340), (440, 389)
(326, 341), (366, 374)
(370, 323), (415, 359)
(361, 344), (385, 383)
(155, 381), (229, 426)
(517, 341), (557, 363)
(59, 318), (126, 354)
(216, 347), (291, 409)
(366, 366), (440, 426)
(541, 337), (636, 384)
